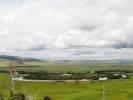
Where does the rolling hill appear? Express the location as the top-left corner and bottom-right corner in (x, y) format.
(0, 55), (41, 67)
(0, 55), (41, 62)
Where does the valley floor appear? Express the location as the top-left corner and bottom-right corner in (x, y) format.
(0, 74), (133, 100)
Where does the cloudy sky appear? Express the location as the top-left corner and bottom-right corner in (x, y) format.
(0, 0), (133, 60)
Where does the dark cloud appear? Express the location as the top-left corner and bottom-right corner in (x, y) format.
(74, 51), (95, 55)
(29, 45), (48, 51)
(79, 25), (97, 31)
(112, 43), (133, 49)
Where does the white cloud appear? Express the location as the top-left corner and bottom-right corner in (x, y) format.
(0, 0), (133, 60)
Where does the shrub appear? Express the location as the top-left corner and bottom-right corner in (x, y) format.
(13, 93), (25, 100)
(43, 96), (52, 100)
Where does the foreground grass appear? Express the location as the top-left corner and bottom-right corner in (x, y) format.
(0, 74), (133, 100)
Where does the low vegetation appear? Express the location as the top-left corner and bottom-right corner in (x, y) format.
(24, 69), (132, 80)
(0, 61), (133, 100)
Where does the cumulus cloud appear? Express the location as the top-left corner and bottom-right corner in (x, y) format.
(0, 0), (133, 60)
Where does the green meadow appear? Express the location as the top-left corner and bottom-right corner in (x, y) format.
(0, 61), (133, 99)
(0, 73), (133, 100)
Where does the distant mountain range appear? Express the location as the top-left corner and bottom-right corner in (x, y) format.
(53, 59), (133, 64)
(0, 55), (41, 62)
(0, 55), (133, 64)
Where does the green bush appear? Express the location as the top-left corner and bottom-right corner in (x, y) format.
(43, 96), (52, 100)
(13, 93), (25, 100)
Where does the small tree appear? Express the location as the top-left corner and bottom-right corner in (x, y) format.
(8, 63), (15, 100)
(102, 82), (106, 100)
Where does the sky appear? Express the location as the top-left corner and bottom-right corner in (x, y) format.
(0, 0), (133, 60)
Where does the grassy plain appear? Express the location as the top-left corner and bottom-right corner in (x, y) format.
(0, 73), (133, 100)
(1, 61), (133, 72)
(0, 61), (133, 100)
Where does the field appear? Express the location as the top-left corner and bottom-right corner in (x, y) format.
(1, 61), (133, 72)
(0, 73), (133, 100)
(0, 61), (133, 100)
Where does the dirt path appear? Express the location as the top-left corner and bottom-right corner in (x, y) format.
(14, 79), (90, 82)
